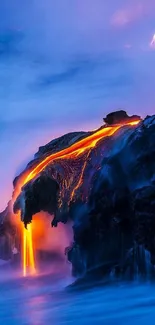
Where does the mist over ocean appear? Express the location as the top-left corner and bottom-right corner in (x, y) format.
(1, 264), (155, 325)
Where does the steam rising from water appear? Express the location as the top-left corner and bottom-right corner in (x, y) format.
(31, 212), (73, 274)
(1, 268), (155, 325)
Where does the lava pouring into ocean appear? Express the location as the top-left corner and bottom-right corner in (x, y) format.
(23, 223), (36, 276)
(13, 119), (140, 277)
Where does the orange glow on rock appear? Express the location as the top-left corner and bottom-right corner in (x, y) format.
(13, 119), (140, 276)
(13, 120), (140, 203)
(70, 149), (91, 202)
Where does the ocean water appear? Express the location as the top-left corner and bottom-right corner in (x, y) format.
(0, 264), (155, 325)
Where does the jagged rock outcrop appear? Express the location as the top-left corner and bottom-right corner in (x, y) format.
(103, 110), (141, 125)
(1, 111), (155, 280)
(14, 175), (59, 226)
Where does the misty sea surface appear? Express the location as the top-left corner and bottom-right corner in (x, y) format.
(1, 263), (155, 325)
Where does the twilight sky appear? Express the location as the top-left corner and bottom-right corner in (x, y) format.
(0, 0), (155, 210)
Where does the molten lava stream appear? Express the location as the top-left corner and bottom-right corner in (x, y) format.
(23, 223), (36, 276)
(13, 120), (140, 204)
(13, 119), (140, 277)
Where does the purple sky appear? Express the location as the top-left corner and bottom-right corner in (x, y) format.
(0, 0), (155, 211)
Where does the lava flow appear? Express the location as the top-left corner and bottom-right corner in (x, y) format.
(23, 223), (36, 276)
(13, 119), (140, 277)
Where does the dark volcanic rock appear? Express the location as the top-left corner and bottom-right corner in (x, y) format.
(2, 110), (155, 281)
(35, 131), (90, 159)
(14, 175), (59, 227)
(103, 110), (141, 125)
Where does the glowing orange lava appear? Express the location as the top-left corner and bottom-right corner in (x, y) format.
(13, 119), (140, 276)
(70, 149), (91, 201)
(14, 120), (140, 201)
(22, 222), (36, 276)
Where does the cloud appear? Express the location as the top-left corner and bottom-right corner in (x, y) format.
(33, 53), (133, 94)
(111, 10), (131, 27)
(34, 65), (82, 90)
(150, 34), (155, 49)
(0, 0), (155, 211)
(0, 1), (155, 125)
(111, 1), (155, 27)
(0, 30), (23, 57)
(0, 51), (134, 126)
(32, 58), (99, 90)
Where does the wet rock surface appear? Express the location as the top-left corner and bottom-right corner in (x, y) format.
(1, 111), (155, 280)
